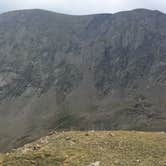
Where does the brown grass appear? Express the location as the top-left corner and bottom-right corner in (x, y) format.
(0, 131), (166, 166)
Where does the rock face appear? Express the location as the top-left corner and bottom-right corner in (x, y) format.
(0, 9), (166, 151)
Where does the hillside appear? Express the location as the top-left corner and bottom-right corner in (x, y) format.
(0, 9), (165, 151)
(0, 131), (166, 166)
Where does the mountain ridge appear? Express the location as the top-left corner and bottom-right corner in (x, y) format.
(0, 8), (165, 152)
(0, 8), (165, 16)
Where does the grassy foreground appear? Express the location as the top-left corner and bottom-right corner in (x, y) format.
(0, 131), (166, 166)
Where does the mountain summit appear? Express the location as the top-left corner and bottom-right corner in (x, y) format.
(0, 9), (165, 151)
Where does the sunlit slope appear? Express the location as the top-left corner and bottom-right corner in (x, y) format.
(1, 131), (166, 166)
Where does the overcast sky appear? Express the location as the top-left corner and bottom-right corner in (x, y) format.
(0, 0), (166, 15)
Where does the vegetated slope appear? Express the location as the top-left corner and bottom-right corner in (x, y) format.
(0, 9), (165, 151)
(0, 131), (166, 166)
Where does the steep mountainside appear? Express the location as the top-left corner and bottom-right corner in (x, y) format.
(0, 9), (165, 151)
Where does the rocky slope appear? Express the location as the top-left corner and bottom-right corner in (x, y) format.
(0, 9), (165, 151)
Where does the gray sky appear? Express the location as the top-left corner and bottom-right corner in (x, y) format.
(0, 0), (166, 15)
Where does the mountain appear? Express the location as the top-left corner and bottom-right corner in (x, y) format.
(0, 9), (165, 152)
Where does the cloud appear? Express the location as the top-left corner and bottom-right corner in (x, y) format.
(0, 0), (166, 14)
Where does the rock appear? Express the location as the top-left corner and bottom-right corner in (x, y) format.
(65, 137), (71, 141)
(85, 133), (89, 136)
(22, 148), (29, 154)
(31, 160), (36, 164)
(88, 161), (100, 166)
(108, 132), (115, 137)
(32, 144), (40, 151)
(48, 131), (54, 135)
(48, 131), (58, 135)
(90, 130), (95, 133)
(40, 137), (49, 144)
